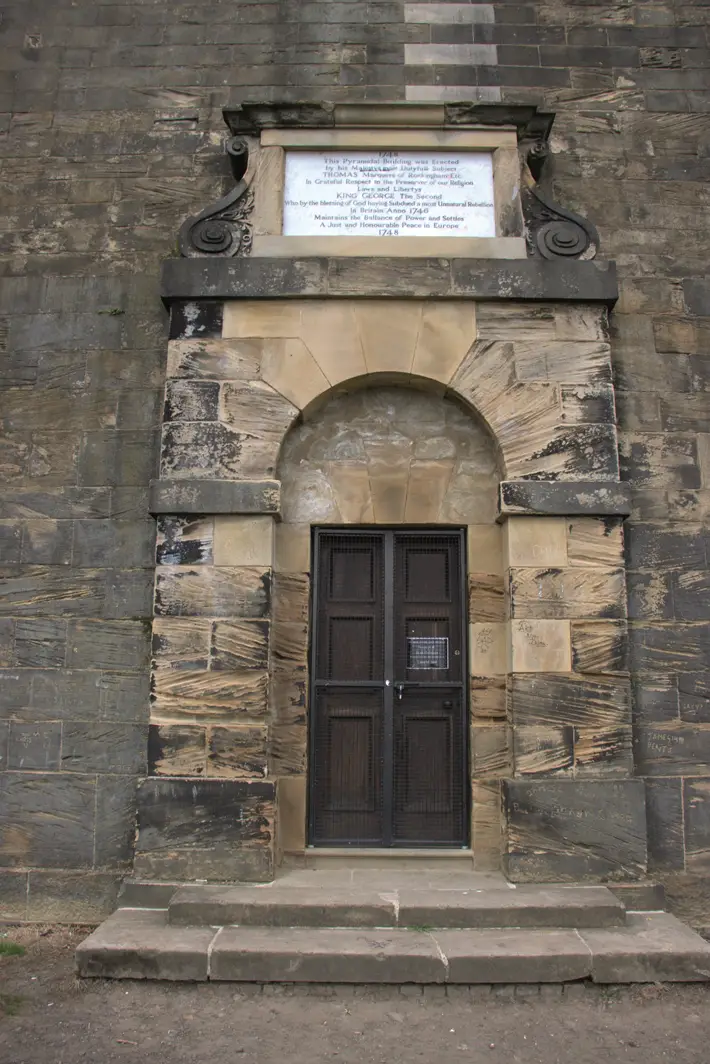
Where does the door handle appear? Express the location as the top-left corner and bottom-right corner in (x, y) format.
(394, 682), (404, 701)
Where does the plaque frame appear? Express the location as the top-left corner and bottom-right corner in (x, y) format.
(250, 124), (525, 259)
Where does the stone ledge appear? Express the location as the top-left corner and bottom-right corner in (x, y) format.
(161, 258), (618, 306)
(149, 479), (280, 516)
(499, 481), (632, 518)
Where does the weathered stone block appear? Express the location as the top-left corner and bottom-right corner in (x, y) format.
(61, 722), (147, 774)
(0, 773), (96, 869)
(207, 725), (268, 778)
(469, 572), (505, 622)
(148, 724), (206, 776)
(162, 257), (618, 305)
(672, 570), (710, 622)
(164, 380), (220, 422)
(273, 571), (310, 624)
(211, 620), (269, 671)
(260, 337), (331, 411)
(504, 516), (567, 569)
(472, 725), (512, 778)
(133, 778), (275, 882)
(567, 517), (624, 567)
(151, 668), (268, 723)
(21, 519), (73, 564)
(509, 619), (571, 673)
(646, 778), (685, 871)
(627, 571), (674, 621)
(8, 721), (62, 771)
(625, 523), (706, 570)
(469, 623), (507, 676)
(221, 379), (298, 444)
(169, 299), (223, 340)
(499, 481), (631, 518)
(74, 518), (156, 569)
(154, 566), (270, 618)
(684, 779), (710, 873)
(574, 726), (633, 777)
(509, 566), (626, 620)
(14, 617), (67, 668)
(472, 780), (502, 870)
(560, 382), (616, 425)
(513, 726), (574, 777)
(156, 517), (213, 566)
(277, 775), (307, 853)
(470, 676), (506, 720)
(166, 337), (261, 381)
(629, 624), (710, 674)
(503, 779), (647, 881)
(94, 776), (139, 869)
(149, 479), (280, 516)
(161, 421), (277, 480)
(679, 673), (710, 723)
(213, 515), (274, 567)
(508, 673), (631, 728)
(79, 430), (159, 487)
(512, 340), (612, 384)
(635, 723), (710, 777)
(67, 619), (151, 671)
(0, 566), (106, 617)
(152, 617), (210, 672)
(571, 621), (629, 674)
(269, 721), (307, 776)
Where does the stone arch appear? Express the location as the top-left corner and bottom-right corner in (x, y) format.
(221, 298), (614, 484)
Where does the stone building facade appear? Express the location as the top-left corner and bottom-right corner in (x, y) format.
(2, 0), (710, 922)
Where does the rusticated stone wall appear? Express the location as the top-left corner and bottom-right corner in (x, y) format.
(2, 0), (710, 918)
(137, 293), (635, 881)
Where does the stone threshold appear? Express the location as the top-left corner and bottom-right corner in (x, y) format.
(76, 909), (710, 984)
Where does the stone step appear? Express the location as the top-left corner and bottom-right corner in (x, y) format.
(299, 848), (475, 870)
(167, 883), (626, 929)
(76, 908), (710, 984)
(117, 875), (667, 916)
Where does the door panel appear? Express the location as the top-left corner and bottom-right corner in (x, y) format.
(310, 528), (468, 847)
(393, 687), (466, 843)
(311, 686), (383, 844)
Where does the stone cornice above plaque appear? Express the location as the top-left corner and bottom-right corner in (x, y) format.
(222, 102), (554, 143)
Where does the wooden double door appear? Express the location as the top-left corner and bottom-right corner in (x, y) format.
(309, 528), (468, 847)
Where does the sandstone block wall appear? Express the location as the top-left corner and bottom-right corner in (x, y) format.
(1, 0), (710, 917)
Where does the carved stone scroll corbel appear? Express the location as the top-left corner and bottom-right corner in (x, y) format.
(521, 139), (600, 261)
(178, 137), (255, 258)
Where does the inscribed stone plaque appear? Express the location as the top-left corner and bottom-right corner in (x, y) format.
(283, 151), (495, 238)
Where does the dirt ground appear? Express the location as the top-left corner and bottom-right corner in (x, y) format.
(2, 926), (710, 1064)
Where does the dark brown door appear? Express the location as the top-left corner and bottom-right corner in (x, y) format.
(309, 529), (468, 847)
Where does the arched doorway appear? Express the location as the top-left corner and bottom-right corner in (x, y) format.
(272, 382), (504, 858)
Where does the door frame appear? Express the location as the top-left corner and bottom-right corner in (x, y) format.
(307, 525), (470, 848)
